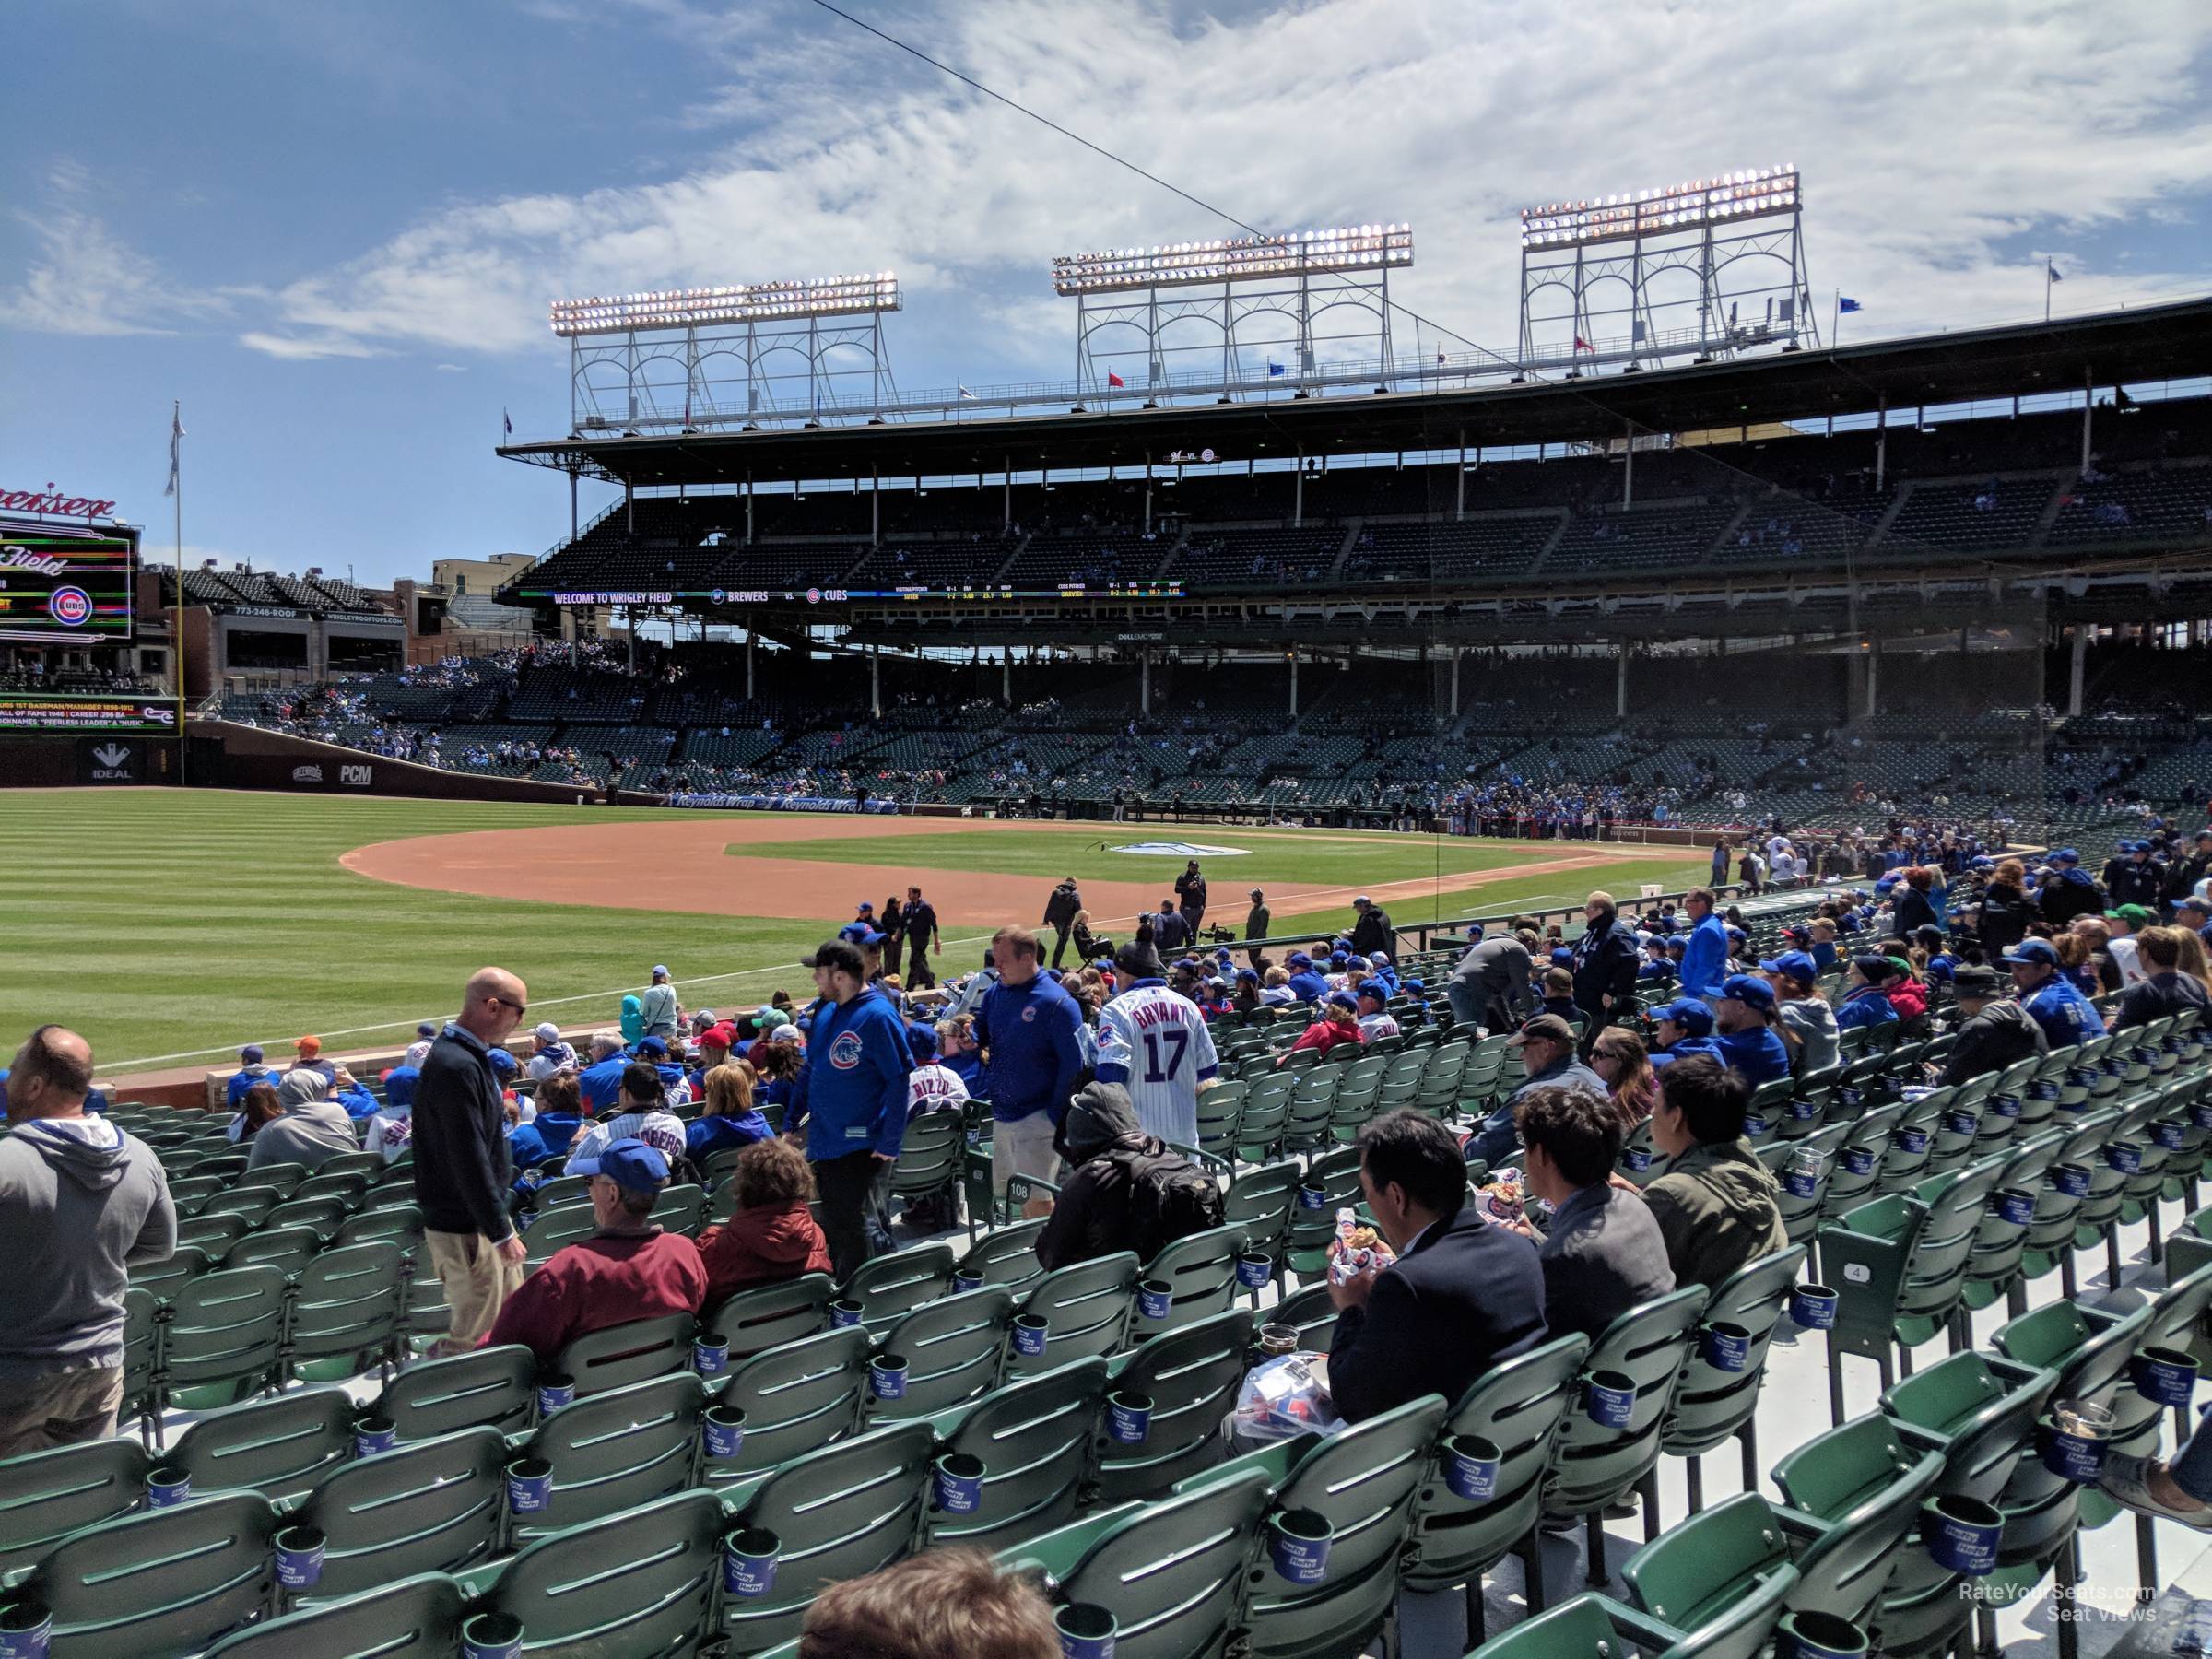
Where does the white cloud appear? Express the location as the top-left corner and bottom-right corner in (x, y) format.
(434, 362), (469, 372)
(237, 330), (384, 360)
(150, 1), (2212, 371)
(0, 209), (230, 337)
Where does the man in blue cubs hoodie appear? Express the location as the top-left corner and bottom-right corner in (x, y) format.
(1285, 952), (1331, 1005)
(788, 938), (912, 1280)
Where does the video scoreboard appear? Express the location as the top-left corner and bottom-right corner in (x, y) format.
(0, 521), (135, 643)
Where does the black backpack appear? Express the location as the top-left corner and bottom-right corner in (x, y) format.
(1116, 1145), (1224, 1262)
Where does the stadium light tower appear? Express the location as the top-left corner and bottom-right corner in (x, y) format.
(1515, 167), (1814, 371)
(1051, 224), (1414, 404)
(550, 273), (901, 433)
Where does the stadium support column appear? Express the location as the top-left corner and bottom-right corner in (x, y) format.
(1289, 648), (1299, 718)
(1622, 423), (1635, 509)
(1456, 430), (1466, 522)
(747, 631), (755, 700)
(1449, 649), (1460, 717)
(2081, 367), (2095, 472)
(1140, 649), (1151, 716)
(746, 474), (755, 545)
(1617, 650), (1629, 718)
(871, 467), (880, 548)
(2069, 627), (2088, 718)
(1294, 452), (1304, 528)
(1874, 394), (1888, 494)
(870, 644), (880, 718)
(1003, 459), (1011, 530)
(1144, 453), (1152, 535)
(1865, 637), (1878, 719)
(1003, 650), (1012, 704)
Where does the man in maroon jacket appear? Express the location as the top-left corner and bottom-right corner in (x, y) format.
(483, 1138), (706, 1366)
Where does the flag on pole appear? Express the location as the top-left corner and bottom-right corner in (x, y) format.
(1572, 335), (1594, 352)
(1265, 359), (1285, 377)
(164, 404), (183, 498)
(957, 383), (976, 400)
(1838, 297), (1863, 314)
(1107, 370), (1125, 388)
(1435, 348), (1447, 365)
(502, 408), (512, 439)
(2047, 262), (2064, 283)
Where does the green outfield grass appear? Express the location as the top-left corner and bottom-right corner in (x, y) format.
(1, 790), (1702, 1078)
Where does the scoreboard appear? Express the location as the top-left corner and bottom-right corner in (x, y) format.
(0, 523), (135, 644)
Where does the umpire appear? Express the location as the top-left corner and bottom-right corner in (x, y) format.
(1042, 877), (1083, 969)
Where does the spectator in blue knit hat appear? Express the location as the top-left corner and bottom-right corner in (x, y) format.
(1280, 992), (1363, 1065)
(227, 1044), (277, 1109)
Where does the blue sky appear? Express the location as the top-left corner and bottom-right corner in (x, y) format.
(5, 0), (2211, 585)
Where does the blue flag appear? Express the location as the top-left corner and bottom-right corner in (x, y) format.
(1838, 296), (1863, 314)
(2047, 263), (2063, 283)
(1266, 359), (1285, 377)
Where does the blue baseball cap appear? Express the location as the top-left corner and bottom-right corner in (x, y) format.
(2053, 848), (2080, 864)
(637, 1036), (669, 1058)
(1759, 950), (1819, 982)
(1654, 998), (1714, 1035)
(1330, 951), (1349, 967)
(1404, 977), (1424, 992)
(906, 1024), (938, 1060)
(596, 1137), (670, 1193)
(1288, 952), (1312, 967)
(1326, 990), (1359, 1011)
(856, 900), (874, 912)
(2004, 938), (2060, 966)
(1357, 983), (1386, 1005)
(488, 1048), (518, 1076)
(1720, 973), (1777, 1011)
(837, 922), (871, 944)
(1236, 967), (1259, 982)
(241, 1044), (264, 1065)
(1550, 947), (1574, 965)
(1972, 856), (1995, 869)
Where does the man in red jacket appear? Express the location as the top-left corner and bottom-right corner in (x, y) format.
(483, 1138), (706, 1366)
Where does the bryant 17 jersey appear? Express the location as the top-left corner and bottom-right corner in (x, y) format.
(1094, 982), (1219, 1147)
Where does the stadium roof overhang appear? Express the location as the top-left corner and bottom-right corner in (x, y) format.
(498, 296), (2212, 488)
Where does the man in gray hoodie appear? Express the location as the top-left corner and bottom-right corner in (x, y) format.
(248, 1071), (366, 1171)
(0, 1025), (175, 1455)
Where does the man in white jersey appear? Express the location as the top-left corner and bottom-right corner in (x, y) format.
(1094, 941), (1218, 1147)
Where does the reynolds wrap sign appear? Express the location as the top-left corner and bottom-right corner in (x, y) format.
(667, 793), (900, 814)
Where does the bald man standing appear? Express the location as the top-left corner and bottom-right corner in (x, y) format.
(415, 967), (530, 1354)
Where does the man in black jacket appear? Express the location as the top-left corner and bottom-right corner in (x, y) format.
(1570, 890), (1640, 1045)
(1041, 878), (1083, 968)
(1174, 861), (1208, 933)
(414, 966), (529, 1355)
(1327, 1110), (1547, 1425)
(1034, 1082), (1208, 1270)
(1244, 888), (1270, 967)
(901, 887), (939, 988)
(1936, 965), (2049, 1087)
(1349, 896), (1395, 961)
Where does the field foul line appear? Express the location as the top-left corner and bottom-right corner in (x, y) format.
(96, 932), (991, 1074)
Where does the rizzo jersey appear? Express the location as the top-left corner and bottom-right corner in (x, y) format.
(1094, 978), (1220, 1147)
(905, 1062), (971, 1122)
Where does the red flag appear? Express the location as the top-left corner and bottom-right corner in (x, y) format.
(1573, 335), (1594, 352)
(1107, 371), (1125, 387)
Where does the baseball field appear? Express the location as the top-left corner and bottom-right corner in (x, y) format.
(3, 789), (1706, 1079)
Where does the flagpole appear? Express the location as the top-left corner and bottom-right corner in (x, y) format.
(2044, 259), (2053, 324)
(1832, 289), (1841, 348)
(171, 399), (187, 786)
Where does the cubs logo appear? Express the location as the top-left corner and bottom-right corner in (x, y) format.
(829, 1030), (865, 1070)
(1020, 1005), (1037, 1022)
(47, 586), (93, 627)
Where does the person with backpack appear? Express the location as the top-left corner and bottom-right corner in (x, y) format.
(1032, 1082), (1222, 1271)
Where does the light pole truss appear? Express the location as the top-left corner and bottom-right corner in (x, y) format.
(1517, 168), (1816, 372)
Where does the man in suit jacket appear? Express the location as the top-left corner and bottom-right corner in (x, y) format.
(1516, 1084), (1674, 1342)
(1327, 1110), (1548, 1424)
